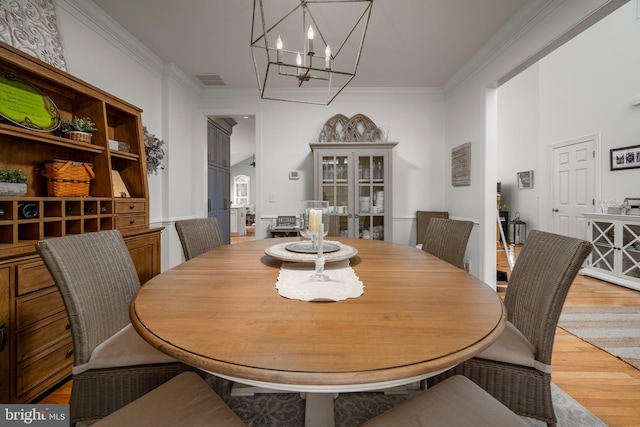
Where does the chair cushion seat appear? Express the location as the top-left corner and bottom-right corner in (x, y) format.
(72, 324), (176, 375)
(92, 371), (246, 426)
(362, 375), (528, 427)
(475, 321), (552, 374)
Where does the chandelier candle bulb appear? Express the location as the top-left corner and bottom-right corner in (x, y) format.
(309, 208), (322, 234)
(307, 25), (314, 55)
(325, 45), (332, 70)
(296, 52), (302, 75)
(276, 35), (283, 63)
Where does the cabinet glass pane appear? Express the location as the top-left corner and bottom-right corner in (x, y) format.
(622, 223), (640, 247)
(330, 215), (349, 238)
(322, 156), (348, 182)
(622, 223), (640, 279)
(372, 185), (385, 214)
(321, 155), (349, 212)
(372, 156), (384, 181)
(358, 156), (372, 182)
(591, 221), (615, 272)
(357, 154), (385, 240)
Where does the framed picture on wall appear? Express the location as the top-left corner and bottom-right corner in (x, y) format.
(517, 170), (534, 189)
(451, 142), (471, 187)
(610, 144), (640, 171)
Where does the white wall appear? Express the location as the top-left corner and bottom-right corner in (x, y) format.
(442, 0), (627, 285)
(57, 0), (203, 269)
(201, 88), (447, 247)
(496, 64), (541, 233)
(56, 0), (632, 276)
(496, 1), (640, 240)
(539, 0), (640, 215)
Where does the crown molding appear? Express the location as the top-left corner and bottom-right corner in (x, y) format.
(443, 0), (559, 94)
(162, 63), (201, 98)
(443, 0), (626, 95)
(58, 0), (164, 77)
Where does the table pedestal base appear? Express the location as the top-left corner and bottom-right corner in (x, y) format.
(303, 393), (337, 427)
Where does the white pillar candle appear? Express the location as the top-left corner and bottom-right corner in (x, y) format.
(309, 208), (322, 234)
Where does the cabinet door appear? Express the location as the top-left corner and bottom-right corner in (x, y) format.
(356, 151), (389, 240)
(124, 232), (161, 285)
(0, 267), (9, 403)
(318, 152), (352, 238)
(620, 222), (640, 280)
(590, 220), (616, 273)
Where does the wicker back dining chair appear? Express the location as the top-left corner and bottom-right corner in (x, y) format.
(427, 230), (592, 427)
(415, 210), (449, 247)
(175, 217), (225, 260)
(36, 230), (199, 426)
(421, 218), (473, 270)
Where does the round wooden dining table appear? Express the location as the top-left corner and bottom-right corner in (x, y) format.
(130, 237), (505, 425)
(131, 236), (505, 388)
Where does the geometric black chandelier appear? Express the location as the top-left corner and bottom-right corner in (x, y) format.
(251, 0), (373, 105)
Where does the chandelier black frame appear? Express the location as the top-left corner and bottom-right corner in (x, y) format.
(251, 0), (373, 105)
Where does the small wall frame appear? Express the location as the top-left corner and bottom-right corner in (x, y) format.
(610, 144), (640, 171)
(451, 142), (471, 187)
(517, 170), (534, 189)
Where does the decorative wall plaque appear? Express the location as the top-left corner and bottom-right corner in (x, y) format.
(0, 69), (60, 131)
(317, 113), (387, 142)
(0, 0), (68, 72)
(451, 142), (471, 187)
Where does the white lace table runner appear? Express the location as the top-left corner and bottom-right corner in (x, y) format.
(275, 260), (364, 302)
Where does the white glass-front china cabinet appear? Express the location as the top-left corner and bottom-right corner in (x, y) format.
(581, 213), (640, 291)
(310, 142), (397, 241)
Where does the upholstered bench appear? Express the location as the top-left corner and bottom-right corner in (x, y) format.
(91, 372), (245, 427)
(362, 375), (529, 426)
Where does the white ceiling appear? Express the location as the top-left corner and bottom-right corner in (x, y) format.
(90, 0), (528, 89)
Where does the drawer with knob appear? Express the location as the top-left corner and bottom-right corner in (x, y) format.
(16, 338), (73, 401)
(115, 200), (146, 214)
(16, 261), (55, 296)
(115, 214), (148, 231)
(15, 287), (65, 330)
(17, 313), (71, 363)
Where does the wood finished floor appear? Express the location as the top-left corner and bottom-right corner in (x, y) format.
(39, 239), (640, 426)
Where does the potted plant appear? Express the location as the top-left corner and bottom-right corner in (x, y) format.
(60, 116), (98, 143)
(0, 167), (27, 196)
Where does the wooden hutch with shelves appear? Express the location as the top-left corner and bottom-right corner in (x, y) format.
(0, 42), (162, 403)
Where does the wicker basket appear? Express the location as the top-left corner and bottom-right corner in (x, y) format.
(42, 160), (95, 197)
(64, 131), (92, 144)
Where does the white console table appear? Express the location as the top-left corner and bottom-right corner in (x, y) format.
(581, 213), (640, 291)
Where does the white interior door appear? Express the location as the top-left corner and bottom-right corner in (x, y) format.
(551, 136), (596, 240)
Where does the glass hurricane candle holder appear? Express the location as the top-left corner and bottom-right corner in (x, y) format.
(299, 200), (329, 251)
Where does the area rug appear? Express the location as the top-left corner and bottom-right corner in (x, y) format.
(223, 382), (606, 426)
(559, 306), (640, 370)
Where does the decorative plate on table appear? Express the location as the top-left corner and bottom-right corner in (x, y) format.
(265, 241), (357, 263)
(285, 241), (340, 253)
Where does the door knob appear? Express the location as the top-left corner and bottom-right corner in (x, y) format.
(552, 208), (559, 212)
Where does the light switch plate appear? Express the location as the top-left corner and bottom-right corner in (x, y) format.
(289, 171), (299, 180)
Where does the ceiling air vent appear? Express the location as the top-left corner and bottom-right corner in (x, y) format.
(195, 74), (226, 86)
